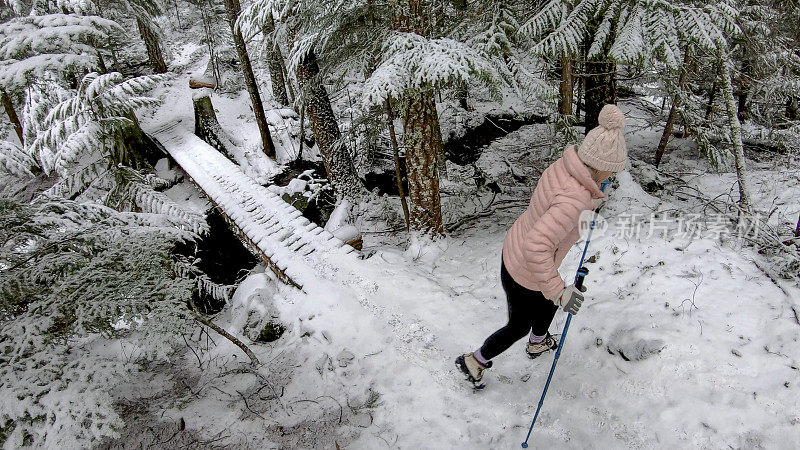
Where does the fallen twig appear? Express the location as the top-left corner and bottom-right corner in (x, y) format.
(189, 298), (260, 366)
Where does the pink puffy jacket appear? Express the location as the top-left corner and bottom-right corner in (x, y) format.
(502, 145), (606, 300)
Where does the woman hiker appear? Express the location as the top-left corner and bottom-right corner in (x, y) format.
(456, 104), (628, 389)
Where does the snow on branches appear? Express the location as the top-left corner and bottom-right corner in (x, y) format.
(0, 198), (197, 448)
(520, 0), (741, 69)
(362, 32), (502, 107)
(0, 141), (35, 178)
(13, 71), (209, 236)
(30, 71), (162, 177)
(0, 14), (122, 92)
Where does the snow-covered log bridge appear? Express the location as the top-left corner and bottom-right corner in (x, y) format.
(151, 122), (356, 290)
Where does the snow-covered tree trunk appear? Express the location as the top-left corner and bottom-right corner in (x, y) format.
(655, 47), (691, 167)
(136, 16), (167, 73)
(267, 48), (289, 106)
(401, 88), (444, 234)
(295, 50), (363, 200)
(389, 0), (445, 233)
(117, 113), (165, 168)
(200, 8), (221, 86)
(223, 0), (276, 157)
(430, 91), (447, 179)
(263, 16), (289, 106)
(192, 85), (234, 160)
(720, 56), (752, 213)
(1, 89), (22, 144)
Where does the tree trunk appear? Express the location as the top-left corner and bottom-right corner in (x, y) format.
(192, 87), (235, 160)
(720, 56), (752, 213)
(392, 0), (444, 233)
(263, 16), (289, 106)
(786, 96), (798, 121)
(456, 82), (470, 111)
(654, 101), (678, 166)
(223, 0), (275, 157)
(200, 9), (220, 87)
(737, 88), (749, 123)
(583, 17), (616, 133)
(401, 88), (443, 234)
(430, 91), (447, 179)
(108, 36), (119, 71)
(558, 54), (574, 117)
(295, 50), (363, 200)
(705, 83), (718, 122)
(705, 60), (721, 122)
(96, 50), (108, 73)
(110, 112), (166, 168)
(584, 60), (616, 132)
(281, 58), (296, 105)
(385, 98), (410, 229)
(267, 49), (289, 106)
(136, 16), (167, 73)
(575, 70), (583, 121)
(736, 59), (750, 123)
(655, 47), (691, 167)
(296, 101), (305, 162)
(173, 0), (182, 28)
(1, 89), (23, 144)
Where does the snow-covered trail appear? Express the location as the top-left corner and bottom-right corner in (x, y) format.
(273, 172), (800, 449)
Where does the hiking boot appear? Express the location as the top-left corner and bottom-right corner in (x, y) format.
(526, 333), (558, 359)
(455, 353), (491, 389)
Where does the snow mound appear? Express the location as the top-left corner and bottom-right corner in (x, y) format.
(605, 169), (660, 217)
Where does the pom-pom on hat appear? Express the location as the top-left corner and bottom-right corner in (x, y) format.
(577, 104), (628, 172)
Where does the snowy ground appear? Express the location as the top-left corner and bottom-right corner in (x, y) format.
(120, 174), (799, 448)
(118, 67), (800, 447)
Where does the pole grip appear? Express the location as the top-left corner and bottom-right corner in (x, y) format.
(574, 267), (589, 290)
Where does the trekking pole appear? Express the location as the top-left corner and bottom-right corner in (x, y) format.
(521, 179), (609, 448)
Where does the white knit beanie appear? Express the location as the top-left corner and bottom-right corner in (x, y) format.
(577, 104), (628, 172)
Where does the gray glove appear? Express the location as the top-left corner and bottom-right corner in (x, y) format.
(553, 284), (586, 315)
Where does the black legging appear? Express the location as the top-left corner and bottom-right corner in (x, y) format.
(478, 258), (558, 361)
